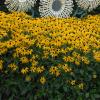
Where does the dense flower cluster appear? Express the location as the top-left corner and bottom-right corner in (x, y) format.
(0, 11), (100, 88)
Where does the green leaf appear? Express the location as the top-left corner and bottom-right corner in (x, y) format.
(63, 86), (68, 92)
(21, 83), (32, 95)
(85, 93), (89, 98)
(94, 94), (100, 99)
(8, 94), (14, 100)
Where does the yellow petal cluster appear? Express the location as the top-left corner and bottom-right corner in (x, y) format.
(0, 60), (3, 70)
(40, 76), (46, 84)
(0, 11), (100, 85)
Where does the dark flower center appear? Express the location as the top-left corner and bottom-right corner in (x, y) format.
(52, 0), (62, 11)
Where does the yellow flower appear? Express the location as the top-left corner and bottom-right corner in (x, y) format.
(25, 75), (31, 82)
(20, 57), (29, 63)
(55, 71), (60, 77)
(30, 66), (36, 72)
(36, 66), (45, 73)
(0, 30), (7, 38)
(70, 80), (76, 85)
(62, 64), (72, 72)
(92, 72), (97, 79)
(81, 56), (90, 64)
(78, 83), (84, 90)
(49, 66), (60, 77)
(93, 51), (100, 62)
(0, 60), (3, 70)
(63, 56), (74, 62)
(82, 45), (90, 53)
(40, 76), (46, 85)
(8, 63), (18, 71)
(21, 67), (29, 74)
(6, 40), (16, 48)
(75, 60), (80, 66)
(0, 47), (7, 55)
(93, 74), (97, 79)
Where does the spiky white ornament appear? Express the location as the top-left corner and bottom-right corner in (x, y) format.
(39, 0), (73, 18)
(5, 0), (36, 12)
(76, 0), (100, 11)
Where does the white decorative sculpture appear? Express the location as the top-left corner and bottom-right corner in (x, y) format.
(39, 0), (73, 18)
(76, 0), (100, 11)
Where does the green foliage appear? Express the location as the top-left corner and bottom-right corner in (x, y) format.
(0, 71), (100, 100)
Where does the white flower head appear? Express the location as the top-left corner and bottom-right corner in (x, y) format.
(5, 0), (36, 12)
(39, 0), (73, 18)
(76, 0), (100, 12)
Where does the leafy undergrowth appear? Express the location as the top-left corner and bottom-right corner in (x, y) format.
(0, 12), (100, 100)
